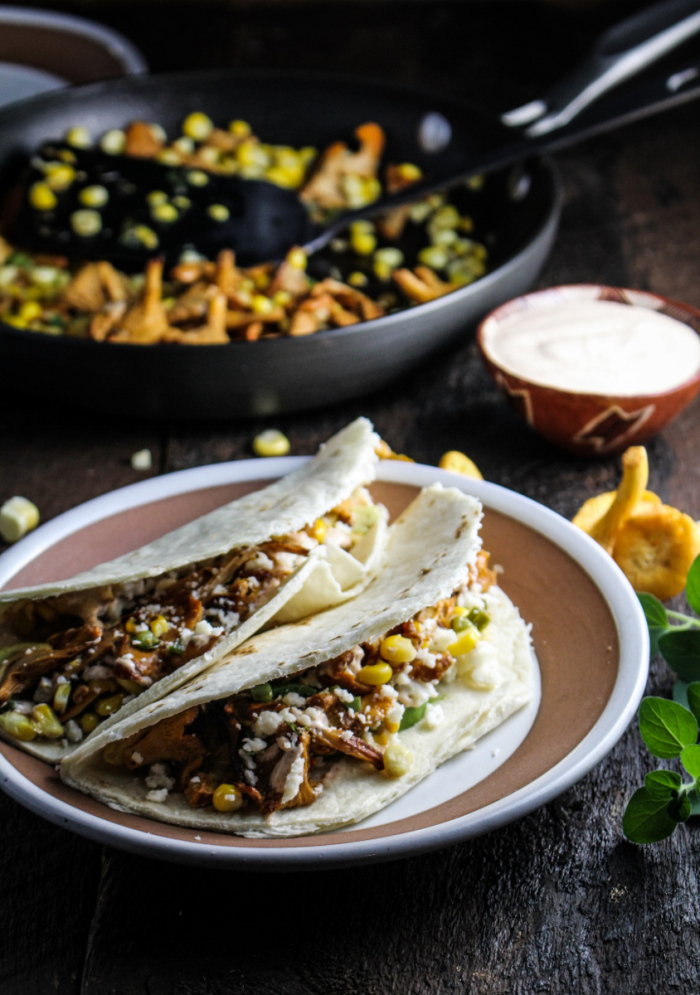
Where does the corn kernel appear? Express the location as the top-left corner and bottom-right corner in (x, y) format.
(29, 181), (57, 211)
(286, 248), (307, 270)
(311, 518), (328, 543)
(151, 202), (178, 224)
(18, 301), (42, 322)
(438, 451), (483, 479)
(228, 119), (252, 139)
(150, 615), (169, 638)
(465, 174), (485, 190)
(417, 245), (448, 270)
(0, 711), (37, 741)
(253, 429), (290, 458)
(32, 704), (64, 739)
(396, 162), (423, 182)
(44, 163), (76, 190)
(380, 634), (416, 665)
(147, 190), (168, 206)
(448, 626), (480, 657)
(350, 228), (376, 256)
(348, 271), (368, 288)
(251, 294), (274, 315)
(128, 225), (159, 250)
(272, 290), (292, 307)
(358, 662), (394, 685)
(207, 204), (230, 222)
(116, 678), (143, 695)
(173, 195), (191, 211)
(94, 693), (124, 717)
(157, 150), (182, 166)
(64, 126), (92, 149)
(125, 618), (137, 633)
(100, 129), (126, 155)
(431, 205), (461, 230)
(180, 111), (212, 142)
(53, 682), (72, 714)
(266, 165), (304, 188)
(70, 209), (102, 238)
(373, 247), (404, 282)
(383, 739), (413, 777)
(299, 146), (317, 165)
(186, 170), (209, 187)
(212, 783), (244, 812)
(0, 496), (40, 543)
(80, 712), (99, 735)
(79, 185), (109, 208)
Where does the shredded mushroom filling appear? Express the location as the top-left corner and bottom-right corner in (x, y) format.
(0, 492), (381, 745)
(103, 551), (498, 816)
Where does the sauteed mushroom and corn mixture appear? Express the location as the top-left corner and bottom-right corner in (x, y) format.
(0, 114), (489, 343)
(99, 551), (497, 815)
(0, 490), (383, 745)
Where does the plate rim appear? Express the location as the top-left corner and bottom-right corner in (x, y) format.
(0, 457), (649, 869)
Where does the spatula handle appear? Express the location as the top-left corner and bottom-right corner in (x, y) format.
(502, 0), (700, 136)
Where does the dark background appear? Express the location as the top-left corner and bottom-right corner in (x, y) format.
(3, 2), (700, 993)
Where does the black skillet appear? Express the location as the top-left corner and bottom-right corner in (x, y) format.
(0, 2), (699, 420)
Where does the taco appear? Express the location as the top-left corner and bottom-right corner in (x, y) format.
(0, 418), (387, 761)
(61, 484), (534, 837)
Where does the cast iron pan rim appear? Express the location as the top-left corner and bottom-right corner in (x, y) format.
(0, 69), (561, 350)
(0, 65), (504, 128)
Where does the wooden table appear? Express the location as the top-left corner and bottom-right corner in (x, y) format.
(3, 4), (700, 992)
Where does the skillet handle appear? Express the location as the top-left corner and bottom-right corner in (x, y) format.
(502, 0), (700, 136)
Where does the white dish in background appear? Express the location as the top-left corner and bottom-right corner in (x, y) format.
(0, 5), (146, 108)
(0, 458), (648, 869)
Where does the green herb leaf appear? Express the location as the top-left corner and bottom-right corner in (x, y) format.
(623, 787), (680, 843)
(673, 679), (690, 709)
(684, 554), (700, 616)
(271, 683), (318, 699)
(638, 697), (698, 758)
(399, 702), (428, 731)
(668, 792), (692, 823)
(638, 593), (668, 629)
(644, 769), (682, 798)
(658, 630), (700, 683)
(687, 683), (700, 725)
(681, 744), (700, 778)
(688, 786), (700, 817)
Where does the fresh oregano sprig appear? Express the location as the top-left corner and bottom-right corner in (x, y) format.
(623, 556), (700, 844)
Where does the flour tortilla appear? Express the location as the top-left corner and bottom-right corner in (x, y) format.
(62, 485), (534, 836)
(0, 418), (386, 762)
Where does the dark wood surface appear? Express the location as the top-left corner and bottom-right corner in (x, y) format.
(3, 3), (700, 992)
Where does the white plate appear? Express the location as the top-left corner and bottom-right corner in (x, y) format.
(0, 459), (649, 868)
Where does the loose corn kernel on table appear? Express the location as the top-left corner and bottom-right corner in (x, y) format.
(1, 2), (700, 994)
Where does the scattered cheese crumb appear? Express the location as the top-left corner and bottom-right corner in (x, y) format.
(0, 496), (40, 543)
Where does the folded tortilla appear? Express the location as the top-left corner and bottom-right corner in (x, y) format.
(0, 418), (387, 762)
(62, 485), (534, 837)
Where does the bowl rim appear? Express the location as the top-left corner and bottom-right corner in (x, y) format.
(476, 282), (700, 401)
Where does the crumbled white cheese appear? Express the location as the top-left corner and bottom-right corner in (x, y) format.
(396, 679), (438, 708)
(241, 737), (267, 754)
(281, 751), (307, 805)
(340, 730), (354, 741)
(194, 619), (224, 637)
(145, 787), (169, 803)
(379, 684), (398, 699)
(413, 647), (436, 669)
(65, 719), (83, 743)
(429, 625), (457, 654)
(82, 663), (113, 681)
(459, 641), (502, 690)
(253, 710), (283, 737)
(145, 763), (175, 790)
(283, 692), (306, 707)
(245, 551), (275, 573)
(334, 687), (354, 704)
(387, 702), (405, 726)
(131, 751), (144, 765)
(272, 550), (304, 574)
(423, 703), (444, 729)
(278, 707), (300, 725)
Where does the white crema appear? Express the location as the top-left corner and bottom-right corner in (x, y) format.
(484, 300), (700, 395)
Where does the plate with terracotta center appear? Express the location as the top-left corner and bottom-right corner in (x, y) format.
(0, 458), (648, 868)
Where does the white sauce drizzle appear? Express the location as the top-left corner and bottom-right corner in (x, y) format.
(484, 300), (700, 396)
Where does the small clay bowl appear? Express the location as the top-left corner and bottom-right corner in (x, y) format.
(477, 284), (700, 457)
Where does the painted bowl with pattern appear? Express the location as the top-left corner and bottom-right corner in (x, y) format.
(477, 284), (700, 457)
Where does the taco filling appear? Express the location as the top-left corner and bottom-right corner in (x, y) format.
(99, 551), (497, 816)
(0, 489), (382, 747)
